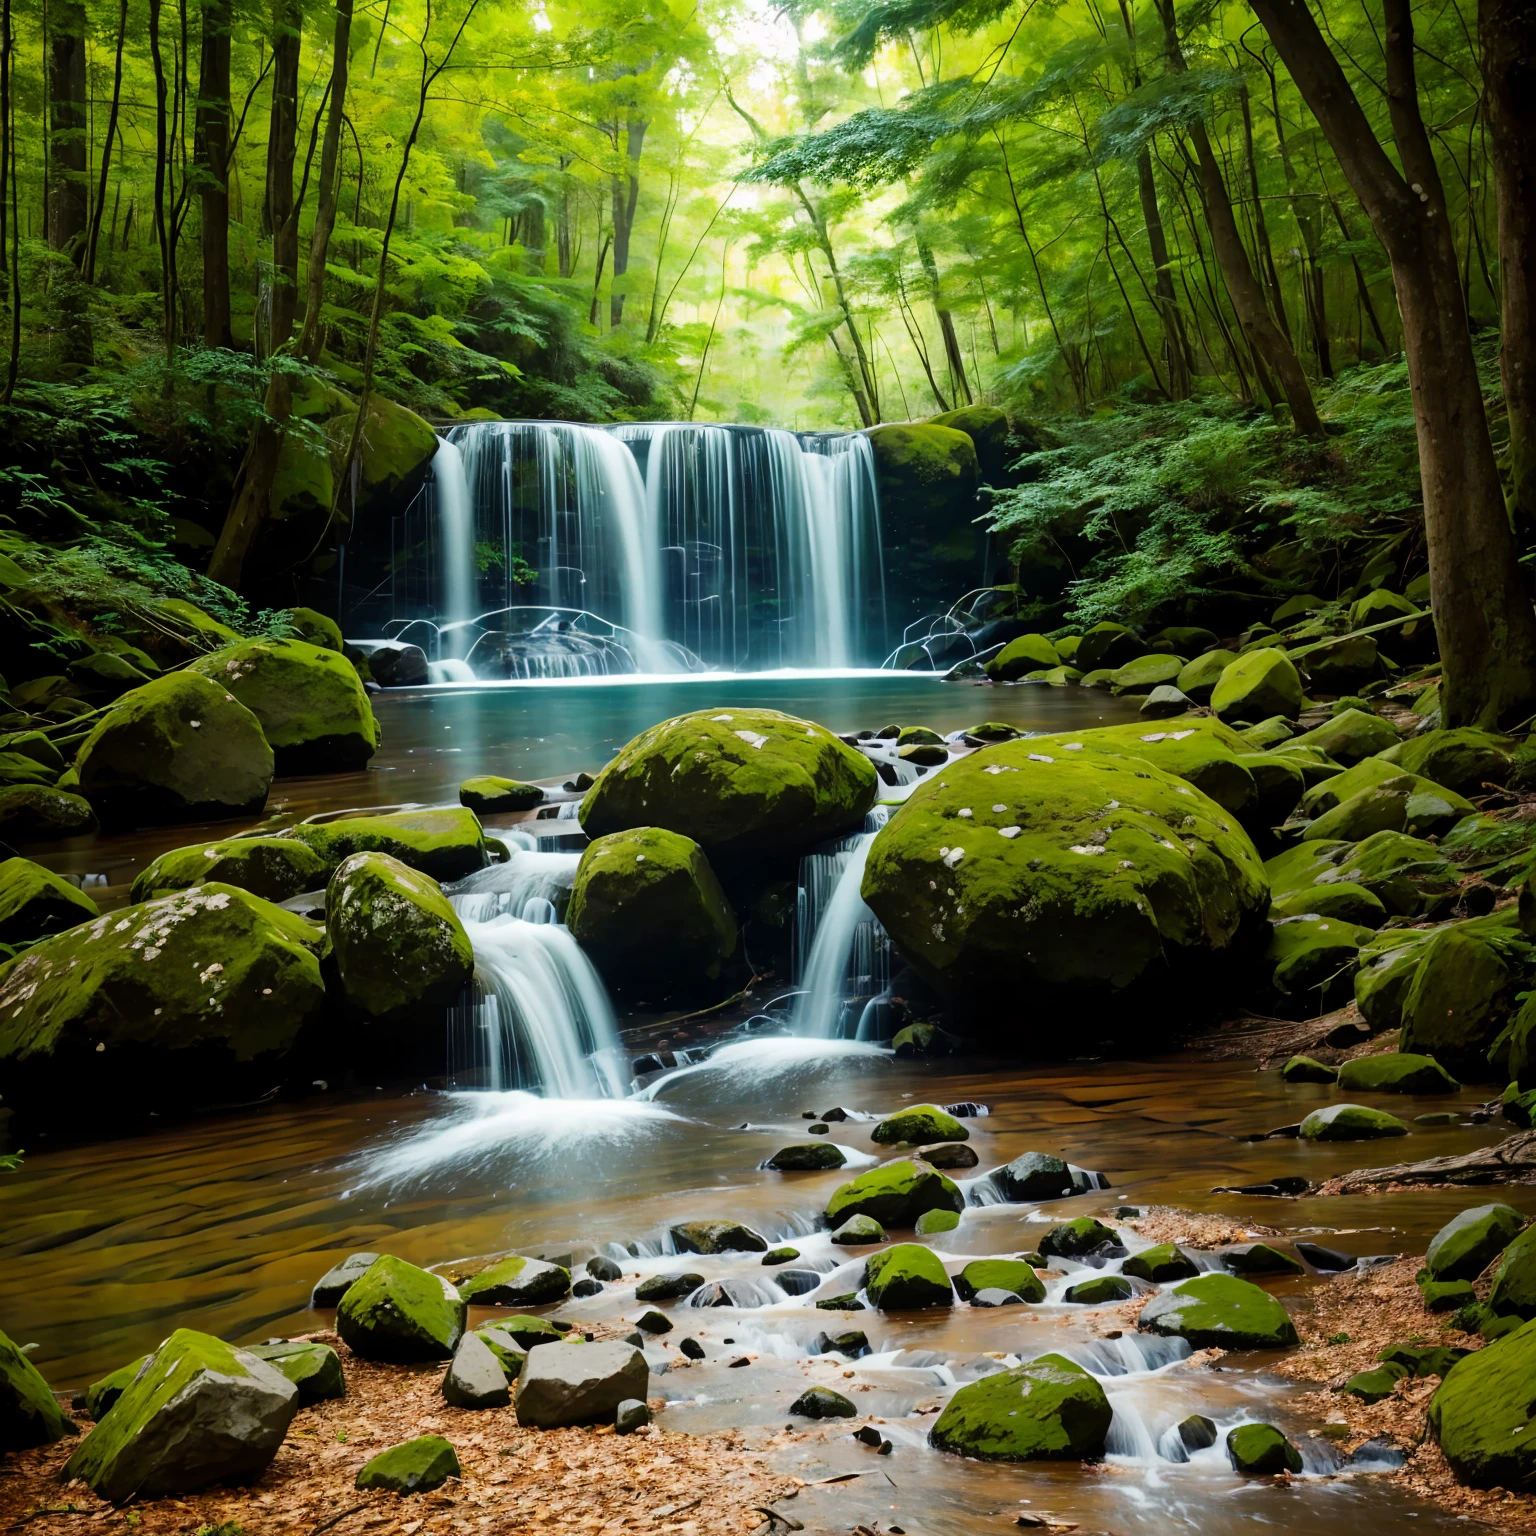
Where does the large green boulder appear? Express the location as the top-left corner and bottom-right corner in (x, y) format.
(1075, 623), (1142, 671)
(1329, 830), (1460, 916)
(954, 1259), (1046, 1303)
(1303, 774), (1473, 843)
(566, 827), (737, 999)
(860, 738), (1268, 1029)
(0, 884), (325, 1119)
(1226, 1423), (1303, 1474)
(459, 776), (543, 814)
(1299, 633), (1384, 693)
(1264, 840), (1350, 897)
(870, 1103), (967, 1146)
(1355, 933), (1437, 1029)
(579, 708), (877, 866)
(278, 806), (489, 882)
(1298, 755), (1422, 818)
(155, 598), (243, 650)
(1425, 1204), (1525, 1281)
(246, 1341), (346, 1405)
(282, 607), (344, 651)
(864, 1244), (953, 1309)
(1176, 650), (1239, 704)
(1378, 728), (1516, 795)
(1, 1325), (76, 1450)
(1399, 927), (1512, 1079)
(1270, 881), (1385, 928)
(1211, 649), (1304, 724)
(191, 639), (380, 774)
(0, 856), (98, 943)
(66, 652), (151, 702)
(930, 1353), (1111, 1462)
(326, 852), (473, 1023)
(1122, 1244), (1199, 1282)
(1265, 915), (1373, 1015)
(1109, 654), (1186, 696)
(1336, 1052), (1458, 1095)
(824, 1158), (964, 1228)
(927, 405), (1011, 481)
(335, 1255), (466, 1362)
(985, 634), (1060, 681)
(458, 1255), (571, 1307)
(867, 423), (979, 530)
(1237, 752), (1307, 827)
(1298, 1103), (1410, 1140)
(1490, 1228), (1536, 1321)
(130, 836), (328, 905)
(0, 785), (98, 844)
(75, 672), (273, 829)
(62, 1329), (298, 1503)
(80, 1356), (148, 1421)
(1138, 1273), (1298, 1350)
(1427, 1319), (1536, 1488)
(1286, 709), (1400, 767)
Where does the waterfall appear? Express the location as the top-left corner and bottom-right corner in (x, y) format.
(447, 853), (581, 923)
(432, 438), (477, 658)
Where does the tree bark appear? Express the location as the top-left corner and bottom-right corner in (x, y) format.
(917, 235), (970, 406)
(1482, 0), (1536, 531)
(266, 0), (300, 346)
(608, 115), (645, 327)
(195, 0), (232, 348)
(1137, 149), (1191, 396)
(1249, 0), (1536, 728)
(83, 0), (127, 283)
(46, 0), (87, 262)
(149, 0), (175, 358)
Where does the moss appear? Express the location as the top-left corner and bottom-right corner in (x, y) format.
(929, 1353), (1111, 1461)
(1280, 1054), (1337, 1084)
(1425, 1204), (1525, 1282)
(1299, 756), (1415, 818)
(1399, 928), (1512, 1080)
(1109, 654), (1186, 696)
(1210, 649), (1304, 724)
(67, 652), (151, 702)
(1264, 840), (1351, 896)
(870, 1103), (967, 1146)
(831, 1214), (887, 1244)
(1427, 1318), (1536, 1489)
(1488, 1226), (1536, 1321)
(130, 836), (328, 905)
(1336, 1052), (1459, 1094)
(1062, 1275), (1133, 1304)
(156, 598), (243, 648)
(1237, 751), (1307, 826)
(1299, 633), (1384, 693)
(1271, 881), (1385, 928)
(1377, 1343), (1470, 1378)
(860, 737), (1268, 1027)
(566, 827), (738, 999)
(1075, 623), (1142, 671)
(927, 405), (1011, 479)
(985, 634), (1060, 681)
(355, 1435), (461, 1494)
(1040, 1217), (1116, 1258)
(478, 1315), (565, 1350)
(1287, 709), (1401, 767)
(1298, 1103), (1410, 1140)
(1329, 830), (1460, 916)
(458, 776), (544, 815)
(0, 786), (97, 844)
(0, 1325), (77, 1450)
(913, 1208), (959, 1234)
(579, 708), (878, 866)
(824, 1158), (964, 1229)
(954, 1260), (1046, 1303)
(1266, 915), (1373, 1014)
(1137, 1273), (1298, 1350)
(1238, 716), (1295, 751)
(279, 806), (488, 882)
(1226, 1423), (1303, 1474)
(458, 1255), (571, 1307)
(80, 1356), (148, 1420)
(866, 422), (979, 533)
(1150, 626), (1217, 654)
(282, 607), (344, 651)
(1377, 728), (1516, 795)
(191, 638), (380, 774)
(765, 1142), (847, 1171)
(246, 1341), (346, 1404)
(863, 1243), (953, 1309)
(1122, 1243), (1198, 1282)
(670, 1220), (767, 1254)
(75, 672), (273, 829)
(1420, 1275), (1478, 1312)
(0, 856), (98, 944)
(336, 1255), (466, 1362)
(1222, 1242), (1304, 1276)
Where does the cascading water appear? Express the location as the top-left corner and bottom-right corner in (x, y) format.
(431, 438), (477, 659)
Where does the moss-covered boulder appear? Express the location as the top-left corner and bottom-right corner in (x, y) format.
(1337, 1053), (1458, 1095)
(0, 785), (98, 844)
(1075, 623), (1143, 672)
(1222, 1243), (1304, 1276)
(79, 1356), (148, 1421)
(1377, 728), (1515, 795)
(861, 738), (1268, 1029)
(985, 634), (1060, 681)
(914, 1207), (959, 1235)
(130, 836), (328, 905)
(867, 422), (979, 528)
(1425, 1204), (1525, 1282)
(1265, 914), (1373, 1015)
(1488, 1227), (1536, 1321)
(1341, 1362), (1410, 1403)
(355, 1434), (461, 1494)
(1240, 716), (1297, 750)
(459, 1255), (571, 1307)
(954, 1260), (1046, 1304)
(1040, 1218), (1117, 1258)
(1287, 709), (1401, 767)
(66, 651), (151, 702)
(1237, 752), (1307, 827)
(278, 806), (488, 882)
(1226, 1423), (1303, 1474)
(634, 1272), (705, 1301)
(1175, 650), (1238, 704)
(191, 638), (379, 775)
(789, 1385), (858, 1419)
(825, 1159), (964, 1228)
(832, 1214), (887, 1244)
(459, 776), (544, 814)
(566, 827), (737, 999)
(1399, 927), (1512, 1080)
(1270, 881), (1385, 927)
(1329, 830), (1460, 917)
(1299, 633), (1385, 693)
(1280, 1054), (1337, 1084)
(0, 856), (98, 943)
(75, 672), (273, 829)
(930, 1353), (1111, 1462)
(1358, 932), (1444, 1031)
(1211, 649), (1304, 724)
(991, 1150), (1075, 1202)
(325, 852), (473, 1024)
(1138, 1273), (1298, 1350)
(62, 1329), (297, 1503)
(1064, 1275), (1136, 1304)
(1299, 1103), (1410, 1140)
(282, 607), (344, 651)
(580, 708), (877, 867)
(927, 405), (1011, 481)
(1109, 654), (1186, 696)
(0, 884), (325, 1119)
(670, 1220), (767, 1254)
(765, 1142), (847, 1171)
(0, 1326), (76, 1450)
(1303, 773), (1472, 843)
(1122, 1244), (1199, 1282)
(870, 1103), (967, 1146)
(864, 1244), (953, 1309)
(335, 1255), (466, 1362)
(1427, 1318), (1536, 1488)
(246, 1341), (346, 1405)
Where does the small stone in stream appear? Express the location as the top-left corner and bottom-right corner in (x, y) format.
(1178, 1414), (1217, 1451)
(1226, 1423), (1303, 1475)
(670, 1220), (767, 1254)
(1418, 1275), (1478, 1312)
(246, 1341), (345, 1405)
(615, 1398), (651, 1434)
(355, 1435), (461, 1494)
(441, 1332), (510, 1409)
(571, 1278), (604, 1298)
(816, 1330), (870, 1358)
(1211, 1176), (1310, 1197)
(636, 1310), (674, 1334)
(1424, 1204), (1525, 1281)
(762, 1247), (801, 1266)
(865, 1245), (953, 1310)
(790, 1386), (857, 1419)
(1281, 1055), (1338, 1084)
(1138, 1274), (1298, 1350)
(459, 1254), (571, 1307)
(775, 1270), (824, 1296)
(1114, 1206), (1141, 1219)
(1021, 1252), (1048, 1268)
(690, 1281), (737, 1307)
(514, 1340), (648, 1429)
(1340, 1363), (1409, 1403)
(991, 1151), (1075, 1203)
(830, 1213), (889, 1246)
(679, 1338), (705, 1360)
(310, 1251), (381, 1308)
(1121, 1244), (1198, 1283)
(635, 1272), (705, 1301)
(1039, 1218), (1117, 1259)
(1064, 1275), (1135, 1305)
(914, 1208), (960, 1235)
(764, 1143), (847, 1171)
(970, 1288), (1026, 1307)
(820, 1107), (850, 1122)
(854, 1424), (884, 1446)
(728, 1356), (750, 1368)
(587, 1256), (622, 1282)
(923, 1142), (980, 1170)
(624, 1332), (644, 1347)
(1295, 1242), (1356, 1271)
(870, 1104), (968, 1146)
(1378, 1343), (1469, 1378)
(1222, 1242), (1304, 1276)
(945, 1101), (987, 1117)
(956, 1259), (1045, 1304)
(1416, 1111), (1462, 1125)
(816, 1294), (866, 1311)
(1298, 1103), (1410, 1141)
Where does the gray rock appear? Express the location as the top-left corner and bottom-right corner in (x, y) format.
(615, 1398), (651, 1434)
(669, 1221), (767, 1255)
(635, 1272), (704, 1302)
(441, 1332), (509, 1409)
(1141, 685), (1193, 719)
(245, 1341), (345, 1405)
(310, 1252), (381, 1308)
(514, 1340), (649, 1429)
(636, 1310), (673, 1334)
(991, 1151), (1075, 1202)
(587, 1256), (623, 1282)
(970, 1287), (1026, 1307)
(572, 1278), (604, 1298)
(774, 1270), (824, 1296)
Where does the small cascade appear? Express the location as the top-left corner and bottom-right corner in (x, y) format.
(432, 439), (477, 658)
(447, 854), (580, 923)
(427, 658), (476, 684)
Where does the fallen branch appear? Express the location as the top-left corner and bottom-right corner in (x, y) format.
(310, 1501), (371, 1536)
(1313, 1130), (1536, 1195)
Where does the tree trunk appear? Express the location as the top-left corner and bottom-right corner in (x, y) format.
(148, 0), (174, 358)
(917, 236), (969, 406)
(266, 0), (300, 346)
(1482, 0), (1536, 531)
(46, 0), (87, 262)
(1249, 0), (1536, 728)
(608, 116), (645, 327)
(556, 155), (573, 278)
(1137, 148), (1191, 396)
(1239, 82), (1290, 340)
(83, 0), (126, 283)
(196, 0), (231, 348)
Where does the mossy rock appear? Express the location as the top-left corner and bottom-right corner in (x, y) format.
(860, 737), (1268, 1029)
(279, 806), (488, 882)
(1264, 840), (1351, 897)
(1330, 829), (1460, 917)
(1298, 1103), (1410, 1140)
(1337, 1053), (1458, 1095)
(864, 1243), (953, 1309)
(891, 1022), (960, 1058)
(1222, 1242), (1303, 1276)
(458, 776), (545, 814)
(870, 1103), (967, 1146)
(1075, 623), (1143, 672)
(0, 785), (97, 844)
(1427, 1317), (1536, 1488)
(1063, 1275), (1134, 1305)
(1299, 633), (1385, 693)
(985, 634), (1060, 681)
(246, 1341), (346, 1404)
(191, 638), (380, 775)
(765, 1142), (847, 1171)
(1349, 588), (1418, 627)
(866, 423), (980, 541)
(567, 827), (737, 1000)
(0, 1325), (77, 1450)
(336, 1255), (466, 1362)
(789, 1385), (857, 1419)
(991, 1150), (1075, 1202)
(76, 671), (273, 830)
(1079, 668), (1116, 689)
(0, 750), (59, 786)
(0, 856), (98, 944)
(66, 652), (152, 703)
(1237, 752), (1307, 826)
(1273, 594), (1327, 625)
(1138, 1273), (1298, 1350)
(1140, 686), (1193, 720)
(967, 721), (1022, 742)
(1226, 1422), (1303, 1474)
(1423, 1204), (1525, 1282)
(282, 607), (344, 651)
(1399, 927), (1512, 1080)
(580, 708), (877, 867)
(926, 405), (1011, 481)
(1265, 914), (1373, 1015)
(1378, 1342), (1470, 1378)
(913, 1208), (960, 1235)
(459, 1255), (571, 1307)
(1280, 1054), (1337, 1084)
(156, 598), (244, 650)
(929, 1352), (1111, 1462)
(831, 1214), (887, 1244)
(900, 741), (948, 766)
(1303, 773), (1473, 844)
(130, 836), (328, 905)
(1108, 654), (1186, 697)
(670, 1220), (767, 1254)
(954, 1259), (1045, 1304)
(1420, 1275), (1478, 1311)
(355, 1434), (461, 1494)
(1149, 626), (1218, 655)
(824, 1158), (964, 1229)
(1122, 1243), (1198, 1282)
(1211, 649), (1304, 724)
(1271, 881), (1385, 928)
(1286, 709), (1401, 767)
(1488, 1225), (1536, 1321)
(634, 1273), (704, 1301)
(78, 1356), (148, 1421)
(1378, 728), (1516, 796)
(1238, 715), (1296, 750)
(0, 884), (325, 1120)
(1039, 1217), (1116, 1258)
(0, 731), (64, 771)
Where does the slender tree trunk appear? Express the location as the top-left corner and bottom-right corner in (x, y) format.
(556, 154), (573, 278)
(792, 182), (879, 420)
(1239, 82), (1290, 340)
(1250, 0), (1536, 728)
(916, 235), (969, 406)
(608, 115), (645, 327)
(1482, 0), (1536, 530)
(83, 0), (126, 283)
(195, 0), (231, 347)
(46, 0), (87, 262)
(149, 0), (174, 359)
(1137, 149), (1191, 395)
(2, 0), (15, 405)
(0, 0), (10, 280)
(266, 0), (300, 346)
(588, 229), (610, 326)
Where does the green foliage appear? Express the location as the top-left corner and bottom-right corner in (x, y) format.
(0, 1149), (22, 1173)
